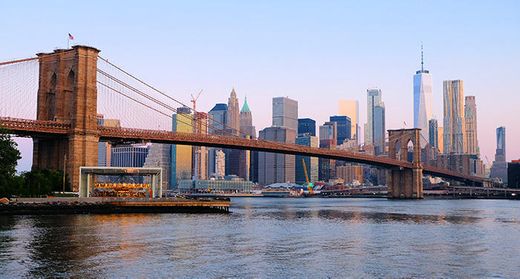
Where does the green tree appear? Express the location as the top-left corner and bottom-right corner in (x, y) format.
(20, 169), (65, 197)
(0, 128), (21, 197)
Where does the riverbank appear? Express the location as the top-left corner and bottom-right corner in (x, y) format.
(0, 197), (230, 215)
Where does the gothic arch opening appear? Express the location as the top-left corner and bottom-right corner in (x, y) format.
(63, 70), (75, 120)
(395, 140), (401, 161)
(45, 73), (57, 120)
(407, 139), (414, 162)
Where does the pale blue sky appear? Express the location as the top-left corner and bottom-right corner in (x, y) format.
(1, 0), (519, 171)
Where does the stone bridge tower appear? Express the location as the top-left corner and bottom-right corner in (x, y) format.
(33, 46), (100, 191)
(387, 128), (423, 199)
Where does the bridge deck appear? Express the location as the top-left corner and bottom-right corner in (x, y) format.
(0, 117), (484, 184)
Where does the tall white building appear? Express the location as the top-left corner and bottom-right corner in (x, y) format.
(413, 46), (433, 145)
(464, 96), (479, 155)
(143, 143), (171, 191)
(258, 127), (296, 185)
(226, 88), (240, 135)
(443, 80), (465, 154)
(215, 149), (226, 178)
(364, 88), (384, 145)
(272, 97), (298, 131)
(338, 100), (359, 143)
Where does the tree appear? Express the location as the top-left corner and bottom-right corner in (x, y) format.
(0, 128), (22, 196)
(20, 169), (64, 197)
(0, 128), (68, 197)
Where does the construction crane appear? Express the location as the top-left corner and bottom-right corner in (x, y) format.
(190, 89), (203, 113)
(301, 158), (314, 193)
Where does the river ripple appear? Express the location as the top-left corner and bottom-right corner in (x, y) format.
(1, 198), (519, 278)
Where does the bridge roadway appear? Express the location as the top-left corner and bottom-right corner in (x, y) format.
(0, 117), (484, 184)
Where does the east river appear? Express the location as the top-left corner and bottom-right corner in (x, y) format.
(1, 198), (519, 278)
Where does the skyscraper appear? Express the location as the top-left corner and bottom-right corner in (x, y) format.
(295, 134), (319, 184)
(496, 126), (506, 162)
(365, 88), (384, 146)
(438, 126), (444, 154)
(239, 97), (255, 138)
(193, 112), (208, 180)
(208, 103), (228, 132)
(239, 97), (256, 180)
(143, 143), (171, 190)
(272, 97), (298, 131)
(373, 105), (385, 155)
(215, 149), (226, 178)
(464, 96), (479, 155)
(226, 88), (240, 135)
(329, 115), (351, 145)
(413, 45), (433, 144)
(429, 119), (439, 150)
(490, 126), (507, 183)
(298, 118), (316, 136)
(96, 114), (119, 167)
(443, 80), (465, 154)
(258, 127), (296, 185)
(257, 97), (298, 185)
(225, 89), (241, 177)
(319, 121), (337, 181)
(208, 103), (227, 176)
(171, 107), (193, 187)
(508, 160), (520, 189)
(338, 100), (359, 143)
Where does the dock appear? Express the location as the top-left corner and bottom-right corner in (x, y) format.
(0, 197), (230, 215)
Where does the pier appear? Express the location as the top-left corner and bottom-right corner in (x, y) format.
(0, 197), (230, 215)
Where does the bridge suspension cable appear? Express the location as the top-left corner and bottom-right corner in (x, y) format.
(0, 57), (38, 67)
(97, 56), (246, 138)
(96, 57), (306, 164)
(0, 57), (38, 120)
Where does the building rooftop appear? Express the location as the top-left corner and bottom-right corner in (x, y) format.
(241, 97), (251, 113)
(210, 103), (228, 112)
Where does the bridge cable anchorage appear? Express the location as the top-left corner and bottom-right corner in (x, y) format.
(97, 56), (246, 138)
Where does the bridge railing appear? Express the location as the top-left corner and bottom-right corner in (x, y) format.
(99, 126), (415, 169)
(0, 117), (70, 134)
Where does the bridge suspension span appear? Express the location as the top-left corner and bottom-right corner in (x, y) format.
(0, 45), (484, 197)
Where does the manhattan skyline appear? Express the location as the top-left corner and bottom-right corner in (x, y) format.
(2, 0), (519, 171)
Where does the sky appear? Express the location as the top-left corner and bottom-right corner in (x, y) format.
(1, 0), (519, 171)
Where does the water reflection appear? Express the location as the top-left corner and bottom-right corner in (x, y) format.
(0, 198), (519, 278)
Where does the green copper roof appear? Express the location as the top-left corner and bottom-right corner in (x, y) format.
(241, 97), (251, 113)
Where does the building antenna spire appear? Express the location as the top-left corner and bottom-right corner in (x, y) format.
(421, 42), (424, 72)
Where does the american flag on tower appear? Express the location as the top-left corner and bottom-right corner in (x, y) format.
(68, 33), (74, 40)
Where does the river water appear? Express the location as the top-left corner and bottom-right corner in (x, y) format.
(1, 198), (519, 278)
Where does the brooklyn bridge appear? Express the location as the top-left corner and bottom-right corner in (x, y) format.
(0, 45), (484, 198)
